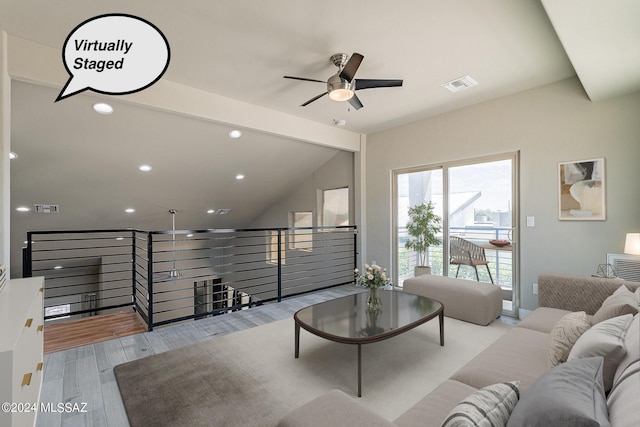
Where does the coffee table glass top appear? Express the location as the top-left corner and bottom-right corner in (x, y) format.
(294, 289), (443, 343)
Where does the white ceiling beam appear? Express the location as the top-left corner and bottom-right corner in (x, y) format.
(6, 34), (361, 152)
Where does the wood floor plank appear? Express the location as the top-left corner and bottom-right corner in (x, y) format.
(44, 312), (147, 354)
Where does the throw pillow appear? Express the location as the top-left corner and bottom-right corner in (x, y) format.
(440, 381), (520, 427)
(607, 360), (640, 427)
(547, 311), (590, 368)
(506, 357), (610, 427)
(592, 285), (638, 325)
(568, 314), (633, 391)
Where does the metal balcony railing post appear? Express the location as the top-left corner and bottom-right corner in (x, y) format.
(277, 229), (282, 302)
(131, 230), (137, 312)
(353, 227), (358, 276)
(23, 232), (33, 278)
(147, 232), (154, 331)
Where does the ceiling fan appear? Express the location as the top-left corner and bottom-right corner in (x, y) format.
(283, 52), (403, 110)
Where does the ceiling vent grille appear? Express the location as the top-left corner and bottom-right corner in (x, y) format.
(441, 75), (478, 92)
(214, 209), (231, 215)
(34, 204), (60, 214)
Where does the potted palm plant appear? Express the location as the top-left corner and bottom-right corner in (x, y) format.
(405, 201), (442, 276)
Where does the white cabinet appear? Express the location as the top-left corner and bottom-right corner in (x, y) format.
(0, 277), (44, 427)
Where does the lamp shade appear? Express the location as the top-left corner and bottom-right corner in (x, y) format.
(624, 233), (640, 255)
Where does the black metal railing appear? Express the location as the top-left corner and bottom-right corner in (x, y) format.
(24, 226), (357, 330)
(398, 225), (513, 287)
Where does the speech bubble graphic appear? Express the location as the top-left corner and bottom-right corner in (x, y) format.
(56, 13), (170, 102)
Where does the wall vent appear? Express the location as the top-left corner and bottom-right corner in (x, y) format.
(441, 75), (478, 92)
(34, 204), (60, 214)
(606, 253), (640, 282)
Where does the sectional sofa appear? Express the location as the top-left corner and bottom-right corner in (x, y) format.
(278, 273), (640, 427)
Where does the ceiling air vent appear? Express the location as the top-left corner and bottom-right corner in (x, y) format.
(441, 75), (478, 93)
(215, 209), (231, 215)
(34, 204), (60, 214)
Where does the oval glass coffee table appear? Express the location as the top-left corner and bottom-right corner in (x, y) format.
(294, 289), (444, 397)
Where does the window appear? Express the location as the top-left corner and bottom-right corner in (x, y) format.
(290, 211), (313, 251)
(266, 230), (285, 265)
(322, 187), (349, 226)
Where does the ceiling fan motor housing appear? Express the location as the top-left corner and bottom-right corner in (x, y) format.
(327, 74), (355, 101)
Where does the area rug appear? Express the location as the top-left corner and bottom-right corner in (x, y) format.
(114, 316), (511, 427)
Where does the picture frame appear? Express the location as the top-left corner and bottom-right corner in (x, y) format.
(558, 158), (605, 221)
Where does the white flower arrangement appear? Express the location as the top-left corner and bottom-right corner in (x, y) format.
(354, 263), (391, 289)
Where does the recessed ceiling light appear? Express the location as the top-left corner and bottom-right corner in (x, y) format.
(139, 164), (152, 172)
(16, 206), (30, 212)
(54, 265), (63, 270)
(235, 174), (245, 180)
(93, 102), (114, 114)
(9, 152), (18, 159)
(125, 208), (135, 213)
(229, 130), (242, 139)
(207, 209), (215, 214)
(187, 234), (194, 238)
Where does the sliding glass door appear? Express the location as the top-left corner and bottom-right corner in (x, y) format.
(395, 167), (444, 281)
(393, 153), (519, 317)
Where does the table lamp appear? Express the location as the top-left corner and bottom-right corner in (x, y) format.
(624, 233), (640, 256)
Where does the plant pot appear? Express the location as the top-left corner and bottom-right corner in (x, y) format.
(414, 266), (432, 277)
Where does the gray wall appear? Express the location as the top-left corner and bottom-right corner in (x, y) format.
(364, 77), (640, 312)
(250, 150), (355, 228)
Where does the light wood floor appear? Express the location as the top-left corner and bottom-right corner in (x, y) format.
(44, 312), (148, 354)
(37, 285), (366, 427)
(37, 285), (517, 427)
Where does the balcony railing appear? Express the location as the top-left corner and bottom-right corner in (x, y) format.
(23, 226), (357, 330)
(398, 225), (513, 288)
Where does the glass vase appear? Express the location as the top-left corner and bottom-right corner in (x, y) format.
(366, 287), (383, 312)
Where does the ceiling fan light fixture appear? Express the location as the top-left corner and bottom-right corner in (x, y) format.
(328, 77), (355, 102)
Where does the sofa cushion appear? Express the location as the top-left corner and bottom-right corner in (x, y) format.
(440, 381), (519, 427)
(613, 314), (639, 385)
(592, 285), (639, 325)
(568, 314), (633, 391)
(547, 311), (590, 368)
(276, 389), (394, 427)
(506, 357), (610, 427)
(450, 327), (548, 393)
(607, 360), (640, 427)
(516, 307), (571, 334)
(394, 380), (478, 427)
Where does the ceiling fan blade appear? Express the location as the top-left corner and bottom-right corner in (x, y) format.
(283, 76), (325, 83)
(301, 92), (328, 106)
(348, 93), (363, 110)
(339, 53), (364, 82)
(355, 79), (403, 90)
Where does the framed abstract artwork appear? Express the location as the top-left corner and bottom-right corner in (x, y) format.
(558, 158), (605, 220)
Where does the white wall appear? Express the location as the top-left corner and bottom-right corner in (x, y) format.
(0, 32), (10, 271)
(250, 150), (355, 228)
(365, 77), (640, 311)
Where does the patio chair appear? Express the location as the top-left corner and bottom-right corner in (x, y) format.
(449, 236), (494, 284)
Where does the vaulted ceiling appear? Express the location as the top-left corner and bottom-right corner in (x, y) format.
(2, 0), (639, 275)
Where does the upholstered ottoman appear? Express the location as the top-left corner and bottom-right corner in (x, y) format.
(403, 274), (502, 325)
